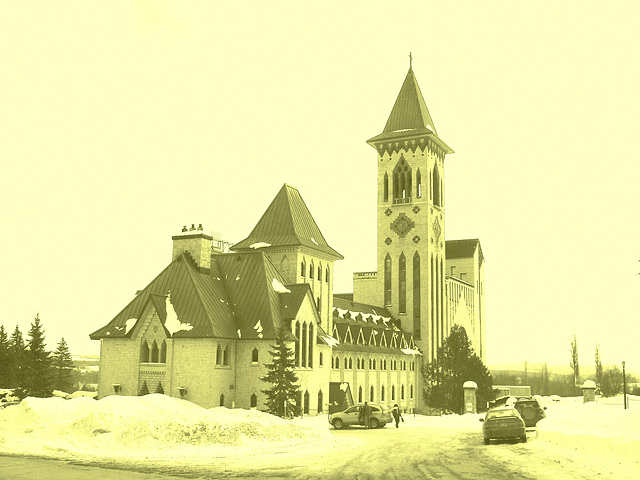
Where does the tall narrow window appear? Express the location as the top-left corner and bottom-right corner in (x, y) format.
(318, 391), (323, 414)
(358, 386), (363, 403)
(416, 169), (422, 198)
(308, 323), (314, 368)
(294, 321), (301, 366)
(384, 173), (389, 202)
(140, 341), (150, 363)
(151, 341), (159, 363)
(381, 385), (385, 401)
(302, 323), (308, 367)
(220, 393), (225, 406)
(399, 253), (406, 313)
(325, 267), (330, 283)
(413, 252), (421, 338)
(392, 385), (396, 401)
(223, 346), (229, 365)
(251, 394), (257, 408)
(309, 262), (314, 279)
(160, 340), (167, 363)
(216, 344), (223, 365)
(433, 166), (441, 207)
(252, 348), (259, 363)
(301, 260), (306, 277)
(304, 391), (310, 414)
(370, 386), (374, 402)
(401, 385), (405, 400)
(384, 254), (392, 306)
(317, 265), (322, 281)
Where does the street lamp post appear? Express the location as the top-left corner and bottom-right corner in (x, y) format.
(622, 361), (627, 410)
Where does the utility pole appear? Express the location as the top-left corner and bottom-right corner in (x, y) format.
(622, 361), (627, 409)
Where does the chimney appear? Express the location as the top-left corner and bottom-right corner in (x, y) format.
(172, 224), (213, 269)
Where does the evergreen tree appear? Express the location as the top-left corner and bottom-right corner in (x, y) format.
(570, 333), (579, 391)
(9, 325), (27, 393)
(139, 381), (149, 395)
(260, 328), (301, 417)
(24, 314), (52, 397)
(51, 337), (74, 393)
(0, 325), (10, 387)
(421, 325), (494, 414)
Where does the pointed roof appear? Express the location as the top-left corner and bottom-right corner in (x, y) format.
(367, 68), (453, 154)
(384, 67), (438, 135)
(232, 184), (343, 259)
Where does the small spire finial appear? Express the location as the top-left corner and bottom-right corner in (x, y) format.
(409, 52), (413, 68)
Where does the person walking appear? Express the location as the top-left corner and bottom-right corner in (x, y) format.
(391, 403), (404, 428)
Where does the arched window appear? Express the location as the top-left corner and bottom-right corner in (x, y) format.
(151, 341), (159, 363)
(413, 252), (421, 339)
(319, 352), (323, 366)
(302, 323), (308, 367)
(373, 359), (376, 369)
(309, 262), (314, 279)
(140, 341), (150, 363)
(433, 166), (441, 207)
(384, 172), (389, 202)
(301, 260), (306, 277)
(393, 157), (412, 202)
(401, 385), (405, 400)
(410, 385), (414, 399)
(250, 393), (257, 408)
(220, 393), (225, 406)
(308, 323), (314, 368)
(317, 265), (322, 281)
(160, 340), (167, 363)
(304, 391), (310, 415)
(392, 385), (396, 401)
(384, 254), (392, 306)
(399, 253), (406, 313)
(325, 267), (330, 283)
(344, 357), (348, 369)
(358, 386), (363, 403)
(317, 297), (321, 314)
(252, 348), (259, 363)
(216, 344), (223, 365)
(318, 391), (323, 414)
(223, 345), (229, 365)
(416, 169), (422, 198)
(370, 386), (375, 402)
(381, 385), (385, 401)
(295, 321), (301, 366)
(348, 358), (353, 369)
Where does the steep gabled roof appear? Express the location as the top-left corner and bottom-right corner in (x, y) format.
(232, 184), (343, 259)
(89, 253), (236, 340)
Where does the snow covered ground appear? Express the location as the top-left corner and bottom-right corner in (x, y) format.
(0, 393), (638, 478)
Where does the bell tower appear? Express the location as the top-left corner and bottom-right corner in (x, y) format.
(366, 65), (453, 360)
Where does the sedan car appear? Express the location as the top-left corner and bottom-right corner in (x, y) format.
(328, 403), (392, 429)
(514, 397), (546, 427)
(480, 407), (526, 444)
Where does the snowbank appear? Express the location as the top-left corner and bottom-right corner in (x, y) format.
(534, 395), (640, 476)
(0, 394), (331, 461)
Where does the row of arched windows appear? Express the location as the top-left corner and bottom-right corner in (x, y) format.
(382, 158), (442, 207)
(293, 321), (314, 368)
(140, 340), (167, 363)
(357, 383), (413, 403)
(331, 355), (415, 371)
(300, 260), (330, 283)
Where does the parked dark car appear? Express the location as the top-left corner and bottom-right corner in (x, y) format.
(514, 397), (546, 427)
(328, 403), (392, 429)
(480, 407), (526, 444)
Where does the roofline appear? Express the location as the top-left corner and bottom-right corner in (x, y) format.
(367, 131), (454, 155)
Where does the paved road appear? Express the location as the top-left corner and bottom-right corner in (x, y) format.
(0, 426), (625, 480)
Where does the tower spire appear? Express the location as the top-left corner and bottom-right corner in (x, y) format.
(409, 52), (413, 68)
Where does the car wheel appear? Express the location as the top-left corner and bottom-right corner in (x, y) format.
(520, 434), (527, 443)
(369, 418), (379, 428)
(332, 418), (344, 429)
(484, 437), (490, 445)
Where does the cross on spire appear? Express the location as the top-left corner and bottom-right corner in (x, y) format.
(409, 52), (413, 68)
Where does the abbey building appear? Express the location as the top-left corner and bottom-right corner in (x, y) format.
(90, 66), (485, 414)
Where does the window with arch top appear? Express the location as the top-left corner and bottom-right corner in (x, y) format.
(393, 157), (412, 203)
(251, 347), (259, 363)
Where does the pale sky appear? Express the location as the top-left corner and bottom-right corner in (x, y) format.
(2, 1), (639, 372)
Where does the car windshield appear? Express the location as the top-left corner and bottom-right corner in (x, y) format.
(486, 409), (518, 419)
(516, 401), (539, 407)
(344, 406), (360, 414)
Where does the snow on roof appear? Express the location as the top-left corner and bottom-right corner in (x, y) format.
(319, 333), (339, 347)
(164, 293), (194, 335)
(271, 278), (291, 294)
(401, 348), (422, 355)
(124, 318), (137, 335)
(250, 242), (271, 249)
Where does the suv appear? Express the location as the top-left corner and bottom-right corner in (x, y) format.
(514, 397), (546, 427)
(328, 403), (392, 429)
